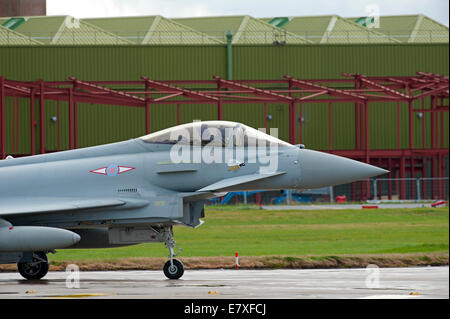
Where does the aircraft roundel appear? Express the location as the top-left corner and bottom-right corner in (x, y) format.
(106, 164), (119, 176)
(90, 165), (135, 176)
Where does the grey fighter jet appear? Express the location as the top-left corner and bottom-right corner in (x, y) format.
(0, 121), (387, 280)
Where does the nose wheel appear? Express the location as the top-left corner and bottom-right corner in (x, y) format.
(163, 226), (184, 280)
(163, 259), (184, 279)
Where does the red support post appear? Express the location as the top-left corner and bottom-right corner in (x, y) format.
(255, 192), (261, 205)
(288, 79), (296, 145)
(39, 80), (45, 154)
(289, 101), (296, 145)
(30, 88), (36, 155)
(145, 101), (150, 134)
(377, 158), (382, 199)
(329, 102), (333, 150)
(14, 96), (19, 153)
(440, 97), (444, 149)
(217, 81), (223, 120)
(57, 100), (61, 151)
(410, 157), (415, 199)
(74, 102), (78, 149)
(438, 154), (443, 199)
(298, 101), (303, 144)
(217, 100), (223, 121)
(360, 102), (364, 150)
(408, 99), (414, 150)
(388, 158), (392, 199)
(11, 95), (15, 154)
(396, 102), (401, 149)
(144, 81), (150, 134)
(395, 162), (399, 199)
(421, 157), (426, 199)
(421, 94), (425, 149)
(365, 101), (370, 163)
(264, 103), (267, 132)
(354, 79), (360, 151)
(400, 156), (406, 199)
(68, 87), (74, 150)
(431, 96), (436, 149)
(431, 157), (436, 199)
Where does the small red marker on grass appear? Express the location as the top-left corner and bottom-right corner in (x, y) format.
(235, 252), (240, 270)
(431, 201), (447, 208)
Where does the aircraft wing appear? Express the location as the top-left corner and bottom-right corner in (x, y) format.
(197, 171), (286, 192)
(0, 197), (148, 217)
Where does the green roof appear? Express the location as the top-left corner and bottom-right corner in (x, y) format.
(84, 15), (223, 44)
(348, 15), (449, 43)
(0, 16), (63, 43)
(262, 15), (399, 43)
(1, 14), (447, 45)
(0, 24), (42, 45)
(0, 16), (134, 44)
(173, 15), (311, 44)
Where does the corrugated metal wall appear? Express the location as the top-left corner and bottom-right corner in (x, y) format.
(0, 43), (448, 154)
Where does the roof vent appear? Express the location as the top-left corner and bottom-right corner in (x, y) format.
(268, 17), (291, 28)
(2, 17), (28, 30)
(354, 16), (376, 28)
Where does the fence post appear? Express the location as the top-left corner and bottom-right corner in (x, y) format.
(329, 186), (334, 203)
(373, 179), (377, 200)
(416, 178), (421, 201)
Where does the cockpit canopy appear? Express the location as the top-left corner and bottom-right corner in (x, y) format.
(140, 121), (292, 148)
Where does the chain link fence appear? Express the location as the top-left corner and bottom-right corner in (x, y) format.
(333, 177), (449, 202)
(1, 30), (448, 45)
(209, 177), (448, 205)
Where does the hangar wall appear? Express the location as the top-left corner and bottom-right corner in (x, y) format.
(0, 43), (448, 155)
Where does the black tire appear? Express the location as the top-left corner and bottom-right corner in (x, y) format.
(17, 252), (49, 280)
(163, 259), (184, 280)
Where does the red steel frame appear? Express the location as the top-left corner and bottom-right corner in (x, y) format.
(0, 72), (448, 200)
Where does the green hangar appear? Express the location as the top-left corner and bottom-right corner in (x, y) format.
(0, 14), (448, 201)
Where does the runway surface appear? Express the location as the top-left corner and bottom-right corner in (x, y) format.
(0, 266), (448, 299)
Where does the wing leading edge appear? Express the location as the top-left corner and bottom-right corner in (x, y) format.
(0, 197), (149, 217)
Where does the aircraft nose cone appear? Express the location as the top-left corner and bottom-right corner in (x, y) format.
(298, 149), (388, 189)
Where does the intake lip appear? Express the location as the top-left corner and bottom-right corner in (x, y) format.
(298, 149), (388, 189)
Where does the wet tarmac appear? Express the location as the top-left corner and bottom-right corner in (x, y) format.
(0, 266), (447, 299)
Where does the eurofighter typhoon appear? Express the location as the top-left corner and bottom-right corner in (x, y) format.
(0, 121), (387, 280)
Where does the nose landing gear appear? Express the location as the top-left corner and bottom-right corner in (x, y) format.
(163, 226), (184, 280)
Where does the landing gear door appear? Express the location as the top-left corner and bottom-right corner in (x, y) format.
(147, 196), (183, 219)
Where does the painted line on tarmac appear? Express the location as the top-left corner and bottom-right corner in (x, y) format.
(43, 293), (116, 299)
(359, 294), (422, 299)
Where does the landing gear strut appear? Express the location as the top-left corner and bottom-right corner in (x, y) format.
(162, 226), (184, 280)
(17, 251), (49, 280)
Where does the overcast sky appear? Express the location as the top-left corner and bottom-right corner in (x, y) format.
(47, 0), (449, 26)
